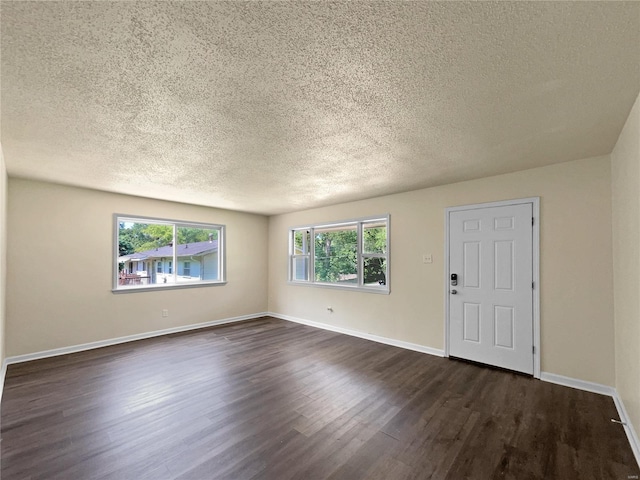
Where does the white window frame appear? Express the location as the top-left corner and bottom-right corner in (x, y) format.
(288, 214), (390, 294)
(113, 214), (226, 293)
(290, 229), (312, 283)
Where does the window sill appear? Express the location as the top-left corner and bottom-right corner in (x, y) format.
(112, 281), (227, 294)
(287, 281), (390, 295)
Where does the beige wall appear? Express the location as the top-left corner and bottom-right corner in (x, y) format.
(6, 179), (269, 357)
(0, 146), (6, 366)
(2, 152), (623, 391)
(269, 156), (615, 386)
(612, 91), (640, 439)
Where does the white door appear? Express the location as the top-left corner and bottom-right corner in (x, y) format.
(448, 203), (534, 375)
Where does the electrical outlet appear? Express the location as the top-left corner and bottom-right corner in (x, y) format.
(162, 309), (169, 317)
(423, 254), (433, 264)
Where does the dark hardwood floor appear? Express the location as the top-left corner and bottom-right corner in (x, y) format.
(1, 317), (637, 479)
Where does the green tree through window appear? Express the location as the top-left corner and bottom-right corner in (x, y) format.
(314, 227), (357, 283)
(289, 216), (389, 292)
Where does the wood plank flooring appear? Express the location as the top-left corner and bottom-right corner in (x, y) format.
(1, 317), (637, 479)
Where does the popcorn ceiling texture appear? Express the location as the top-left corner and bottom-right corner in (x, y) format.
(1, 1), (639, 215)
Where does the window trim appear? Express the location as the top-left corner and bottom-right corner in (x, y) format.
(112, 214), (226, 293)
(288, 214), (390, 294)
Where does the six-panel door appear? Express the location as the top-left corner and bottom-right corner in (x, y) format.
(449, 203), (534, 375)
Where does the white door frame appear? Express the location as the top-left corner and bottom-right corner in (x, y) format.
(444, 197), (541, 378)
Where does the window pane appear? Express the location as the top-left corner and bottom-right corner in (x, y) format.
(363, 222), (387, 254)
(292, 256), (309, 281)
(117, 221), (173, 287)
(293, 230), (311, 255)
(288, 215), (389, 293)
(364, 257), (387, 286)
(176, 226), (219, 283)
(314, 225), (357, 284)
(116, 217), (225, 291)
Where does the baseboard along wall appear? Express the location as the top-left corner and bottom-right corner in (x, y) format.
(4, 312), (269, 366)
(0, 311), (637, 469)
(0, 359), (6, 406)
(540, 372), (640, 469)
(268, 312), (446, 357)
(269, 312), (639, 469)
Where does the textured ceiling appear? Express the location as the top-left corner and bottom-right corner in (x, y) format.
(1, 2), (639, 215)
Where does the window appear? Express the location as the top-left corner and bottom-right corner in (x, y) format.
(289, 215), (389, 293)
(114, 215), (225, 292)
(314, 224), (357, 284)
(291, 229), (311, 281)
(362, 221), (387, 286)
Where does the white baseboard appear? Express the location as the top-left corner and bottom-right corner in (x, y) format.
(0, 359), (6, 402)
(5, 312), (269, 365)
(1, 312), (637, 469)
(612, 389), (640, 469)
(541, 371), (640, 469)
(268, 311), (445, 357)
(271, 312), (636, 467)
(540, 372), (616, 396)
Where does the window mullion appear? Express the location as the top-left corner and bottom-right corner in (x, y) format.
(289, 230), (294, 281)
(172, 224), (177, 284)
(357, 222), (363, 287)
(291, 231), (296, 281)
(218, 226), (224, 280)
(309, 228), (316, 283)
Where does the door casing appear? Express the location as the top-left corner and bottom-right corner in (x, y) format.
(444, 197), (541, 378)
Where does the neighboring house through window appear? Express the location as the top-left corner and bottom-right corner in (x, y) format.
(115, 215), (226, 292)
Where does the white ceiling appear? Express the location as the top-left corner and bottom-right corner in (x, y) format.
(1, 2), (639, 215)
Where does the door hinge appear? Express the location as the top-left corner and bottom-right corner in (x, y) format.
(532, 281), (534, 289)
(533, 345), (535, 354)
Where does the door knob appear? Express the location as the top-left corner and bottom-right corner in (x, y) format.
(451, 289), (457, 294)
